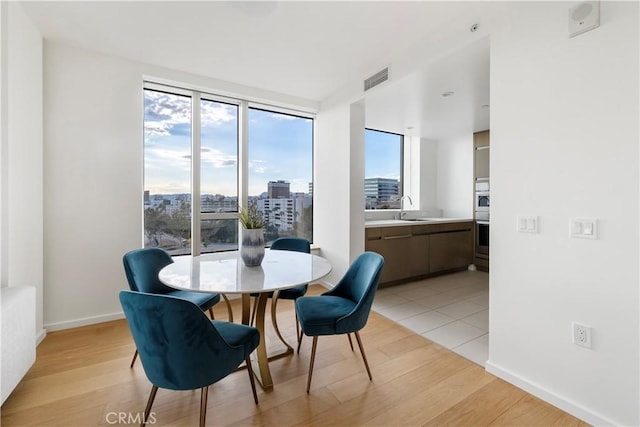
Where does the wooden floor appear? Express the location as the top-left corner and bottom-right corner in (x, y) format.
(1, 285), (588, 426)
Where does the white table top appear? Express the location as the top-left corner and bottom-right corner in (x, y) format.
(159, 250), (332, 294)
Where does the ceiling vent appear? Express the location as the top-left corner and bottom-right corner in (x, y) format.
(364, 67), (389, 92)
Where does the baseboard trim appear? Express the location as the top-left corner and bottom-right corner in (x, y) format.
(44, 312), (125, 332)
(316, 279), (334, 290)
(35, 328), (46, 346)
(485, 360), (619, 426)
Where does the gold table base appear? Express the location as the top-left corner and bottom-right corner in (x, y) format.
(241, 291), (295, 390)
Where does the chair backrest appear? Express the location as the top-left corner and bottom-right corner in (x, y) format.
(122, 248), (175, 294)
(119, 290), (246, 391)
(270, 237), (311, 254)
(325, 252), (384, 333)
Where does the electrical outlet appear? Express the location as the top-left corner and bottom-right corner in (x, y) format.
(572, 322), (592, 349)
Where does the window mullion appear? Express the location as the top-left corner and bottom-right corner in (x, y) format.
(238, 100), (249, 210)
(192, 92), (202, 256)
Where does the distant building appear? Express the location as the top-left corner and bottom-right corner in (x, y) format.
(201, 194), (238, 213)
(365, 178), (399, 207)
(294, 193), (312, 213)
(308, 182), (313, 196)
(268, 180), (290, 198)
(258, 198), (295, 231)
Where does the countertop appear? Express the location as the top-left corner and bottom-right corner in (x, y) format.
(365, 218), (474, 228)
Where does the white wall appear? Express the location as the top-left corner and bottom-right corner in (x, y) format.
(42, 42), (317, 330)
(0, 2), (43, 337)
(404, 137), (438, 212)
(437, 134), (473, 218)
(0, 0), (6, 290)
(314, 99), (365, 283)
(348, 102), (366, 262)
(487, 2), (639, 425)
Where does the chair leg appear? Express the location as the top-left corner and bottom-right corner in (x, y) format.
(221, 293), (234, 322)
(354, 331), (372, 381)
(347, 333), (354, 352)
(130, 350), (138, 368)
(295, 311), (301, 345)
(245, 357), (259, 404)
(142, 385), (158, 427)
(306, 336), (318, 394)
(199, 386), (208, 427)
(208, 308), (215, 319)
(297, 329), (304, 354)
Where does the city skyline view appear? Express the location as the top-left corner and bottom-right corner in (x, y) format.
(144, 90), (402, 200)
(143, 87), (315, 253)
(144, 89), (314, 197)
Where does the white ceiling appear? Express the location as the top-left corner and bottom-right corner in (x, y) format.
(22, 1), (496, 140)
(365, 36), (490, 139)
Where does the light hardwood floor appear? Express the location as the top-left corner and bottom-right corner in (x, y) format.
(1, 285), (588, 426)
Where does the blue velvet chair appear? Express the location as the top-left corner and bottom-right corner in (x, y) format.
(250, 238), (311, 349)
(119, 291), (259, 427)
(295, 252), (384, 393)
(123, 248), (234, 367)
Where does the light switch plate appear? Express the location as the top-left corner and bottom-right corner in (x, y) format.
(517, 215), (539, 233)
(570, 218), (598, 239)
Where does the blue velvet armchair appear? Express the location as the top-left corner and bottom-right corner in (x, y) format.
(119, 291), (260, 427)
(295, 251), (384, 393)
(123, 247), (234, 367)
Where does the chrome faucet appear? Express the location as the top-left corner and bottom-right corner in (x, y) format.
(399, 195), (413, 219)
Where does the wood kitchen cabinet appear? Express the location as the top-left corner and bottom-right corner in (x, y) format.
(365, 221), (473, 285)
(409, 224), (430, 277)
(365, 227), (413, 283)
(429, 230), (473, 273)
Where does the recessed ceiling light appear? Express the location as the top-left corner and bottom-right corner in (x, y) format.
(442, 91), (455, 97)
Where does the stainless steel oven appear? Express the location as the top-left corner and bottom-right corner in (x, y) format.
(475, 221), (489, 258)
(474, 180), (490, 212)
(475, 192), (490, 212)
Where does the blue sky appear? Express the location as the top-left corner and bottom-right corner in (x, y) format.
(144, 90), (400, 197)
(365, 129), (402, 180)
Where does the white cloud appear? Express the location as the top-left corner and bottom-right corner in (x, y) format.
(144, 91), (237, 138)
(268, 112), (298, 121)
(144, 91), (191, 137)
(201, 148), (237, 168)
(249, 159), (267, 174)
(201, 101), (236, 125)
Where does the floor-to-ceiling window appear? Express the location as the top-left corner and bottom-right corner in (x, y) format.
(143, 83), (314, 255)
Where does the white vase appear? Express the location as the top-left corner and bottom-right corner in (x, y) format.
(240, 228), (265, 267)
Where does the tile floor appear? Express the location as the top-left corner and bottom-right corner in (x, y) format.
(372, 269), (489, 366)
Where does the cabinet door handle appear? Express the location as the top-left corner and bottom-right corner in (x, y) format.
(383, 234), (412, 240)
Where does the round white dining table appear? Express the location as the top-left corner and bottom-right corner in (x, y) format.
(158, 249), (332, 389)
